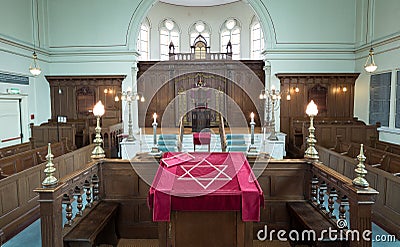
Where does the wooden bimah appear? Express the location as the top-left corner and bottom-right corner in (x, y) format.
(148, 152), (263, 247)
(33, 154), (378, 247)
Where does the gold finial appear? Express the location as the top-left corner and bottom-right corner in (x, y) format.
(352, 144), (369, 188)
(42, 143), (58, 187)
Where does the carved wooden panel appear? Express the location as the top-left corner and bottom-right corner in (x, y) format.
(46, 75), (124, 125)
(138, 61), (264, 127)
(277, 73), (359, 154)
(0, 182), (18, 215)
(76, 86), (95, 117)
(308, 84), (328, 113)
(26, 171), (41, 202)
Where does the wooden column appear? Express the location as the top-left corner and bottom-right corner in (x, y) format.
(34, 185), (64, 247)
(347, 186), (378, 247)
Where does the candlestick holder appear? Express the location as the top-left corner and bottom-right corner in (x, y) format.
(114, 88), (145, 142)
(260, 87), (281, 141)
(151, 121), (159, 153)
(304, 100), (319, 160)
(91, 101), (105, 159)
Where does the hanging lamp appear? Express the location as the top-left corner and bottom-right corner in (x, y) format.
(29, 0), (41, 76)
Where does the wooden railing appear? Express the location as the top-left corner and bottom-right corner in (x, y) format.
(34, 153), (378, 247)
(310, 161), (378, 247)
(35, 160), (100, 247)
(219, 113), (227, 152)
(318, 144), (400, 239)
(177, 116), (184, 152)
(168, 52), (232, 61)
(0, 144), (94, 242)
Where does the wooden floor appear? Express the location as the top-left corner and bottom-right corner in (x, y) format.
(100, 239), (292, 247)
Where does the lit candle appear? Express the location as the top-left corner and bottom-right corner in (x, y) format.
(153, 113), (157, 123)
(93, 101), (105, 117)
(306, 100), (318, 116)
(250, 112), (255, 122)
(139, 128), (142, 142)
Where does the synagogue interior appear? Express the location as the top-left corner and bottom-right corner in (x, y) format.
(1, 0), (400, 246)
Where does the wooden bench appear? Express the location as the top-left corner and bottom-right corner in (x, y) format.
(63, 201), (119, 247)
(287, 202), (348, 247)
(0, 142), (33, 158)
(0, 228), (4, 246)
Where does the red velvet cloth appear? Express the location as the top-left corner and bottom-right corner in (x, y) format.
(193, 132), (211, 145)
(148, 152), (264, 222)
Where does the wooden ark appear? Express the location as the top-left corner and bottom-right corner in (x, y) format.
(137, 60), (265, 128)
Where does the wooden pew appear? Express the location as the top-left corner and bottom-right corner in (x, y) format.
(287, 202), (347, 246)
(288, 117), (379, 157)
(371, 139), (400, 156)
(63, 201), (119, 247)
(0, 142), (33, 158)
(30, 122), (77, 151)
(0, 142), (65, 177)
(0, 229), (3, 246)
(330, 138), (400, 175)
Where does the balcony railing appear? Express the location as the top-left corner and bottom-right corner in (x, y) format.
(169, 52), (232, 61)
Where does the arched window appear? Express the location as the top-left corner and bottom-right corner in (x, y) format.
(160, 19), (180, 60)
(137, 18), (150, 61)
(189, 21), (211, 47)
(250, 16), (264, 59)
(220, 18), (241, 60)
(191, 35), (209, 59)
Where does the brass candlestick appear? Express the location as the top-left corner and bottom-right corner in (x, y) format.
(91, 101), (105, 159)
(304, 100), (319, 160)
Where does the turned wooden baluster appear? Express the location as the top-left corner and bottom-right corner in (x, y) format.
(83, 180), (92, 208)
(73, 186), (83, 217)
(318, 181), (327, 210)
(62, 193), (73, 227)
(91, 174), (99, 201)
(339, 195), (349, 228)
(311, 176), (319, 204)
(327, 187), (338, 219)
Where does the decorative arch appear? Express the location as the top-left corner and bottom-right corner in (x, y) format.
(126, 0), (277, 53)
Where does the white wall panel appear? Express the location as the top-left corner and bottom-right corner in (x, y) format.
(266, 0), (356, 45)
(0, 0), (33, 45)
(374, 0), (400, 42)
(47, 0), (139, 49)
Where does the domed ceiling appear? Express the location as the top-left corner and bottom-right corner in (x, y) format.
(159, 0), (240, 7)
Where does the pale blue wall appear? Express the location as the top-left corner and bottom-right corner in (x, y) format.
(354, 0), (400, 144)
(0, 0), (399, 144)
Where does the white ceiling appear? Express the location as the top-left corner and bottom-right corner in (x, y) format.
(159, 0), (239, 7)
